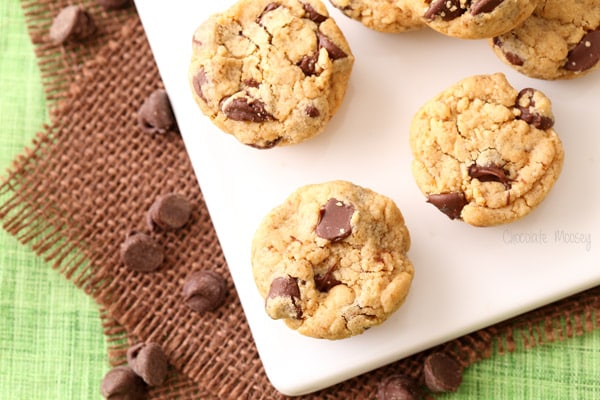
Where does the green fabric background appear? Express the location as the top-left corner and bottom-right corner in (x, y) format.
(0, 2), (107, 399)
(1, 2), (599, 399)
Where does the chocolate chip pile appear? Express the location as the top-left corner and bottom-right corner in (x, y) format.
(119, 192), (195, 274)
(112, 146), (227, 398)
(100, 342), (169, 399)
(377, 351), (464, 400)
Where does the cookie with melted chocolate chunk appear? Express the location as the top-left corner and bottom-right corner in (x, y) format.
(329, 0), (425, 33)
(410, 73), (564, 226)
(251, 181), (414, 340)
(188, 0), (354, 148)
(413, 0), (539, 39)
(490, 0), (600, 80)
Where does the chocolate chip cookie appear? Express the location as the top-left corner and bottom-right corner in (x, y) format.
(410, 73), (564, 226)
(329, 0), (425, 33)
(251, 181), (414, 339)
(188, 0), (354, 148)
(413, 0), (539, 39)
(490, 0), (600, 80)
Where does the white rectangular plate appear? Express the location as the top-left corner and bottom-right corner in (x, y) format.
(135, 1), (600, 396)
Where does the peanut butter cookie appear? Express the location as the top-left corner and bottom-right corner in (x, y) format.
(251, 181), (414, 339)
(329, 0), (425, 33)
(189, 0), (354, 148)
(490, 0), (600, 80)
(413, 0), (539, 39)
(410, 73), (564, 226)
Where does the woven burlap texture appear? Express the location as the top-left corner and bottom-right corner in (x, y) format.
(20, 0), (135, 113)
(2, 1), (600, 399)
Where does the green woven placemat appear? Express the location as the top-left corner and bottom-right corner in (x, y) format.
(453, 329), (600, 399)
(0, 2), (107, 399)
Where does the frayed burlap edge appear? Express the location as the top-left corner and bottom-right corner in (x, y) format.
(20, 0), (135, 115)
(0, 12), (282, 400)
(97, 286), (600, 399)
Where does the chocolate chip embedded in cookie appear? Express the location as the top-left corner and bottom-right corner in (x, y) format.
(251, 181), (414, 340)
(328, 0), (425, 33)
(410, 73), (564, 226)
(315, 198), (355, 241)
(414, 0), (539, 39)
(265, 275), (303, 319)
(188, 0), (354, 148)
(426, 192), (468, 221)
(490, 0), (600, 80)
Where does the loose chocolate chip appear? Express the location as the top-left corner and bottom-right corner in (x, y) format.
(515, 88), (555, 130)
(221, 96), (274, 122)
(96, 0), (132, 10)
(302, 2), (328, 23)
(314, 264), (341, 292)
(423, 352), (463, 393)
(256, 2), (281, 25)
(377, 374), (423, 400)
(470, 0), (504, 15)
(127, 343), (168, 387)
(493, 36), (525, 66)
(468, 163), (511, 189)
(49, 5), (96, 45)
(120, 232), (164, 273)
(182, 270), (228, 313)
(192, 68), (209, 102)
(138, 89), (176, 134)
(298, 52), (318, 75)
(305, 105), (320, 118)
(266, 276), (303, 319)
(424, 0), (466, 21)
(317, 32), (348, 60)
(564, 29), (600, 72)
(315, 198), (355, 241)
(100, 366), (147, 400)
(426, 192), (467, 220)
(147, 193), (192, 231)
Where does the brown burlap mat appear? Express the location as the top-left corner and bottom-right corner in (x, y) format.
(2, 1), (600, 399)
(19, 0), (136, 113)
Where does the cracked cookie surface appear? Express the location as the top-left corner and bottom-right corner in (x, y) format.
(251, 180), (414, 339)
(329, 0), (425, 33)
(188, 0), (354, 148)
(413, 0), (539, 39)
(410, 73), (564, 227)
(490, 0), (600, 80)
